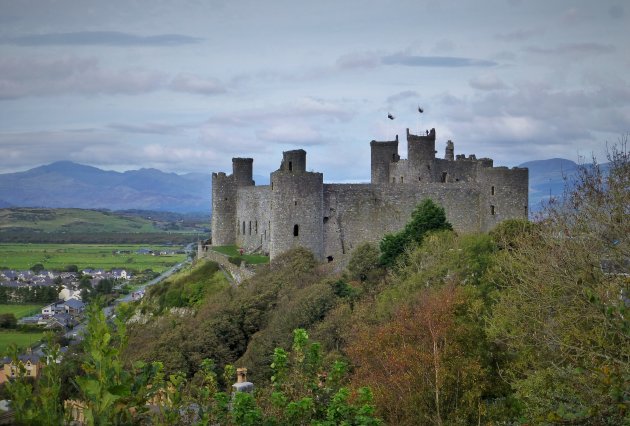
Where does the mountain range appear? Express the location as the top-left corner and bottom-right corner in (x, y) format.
(0, 161), (211, 213)
(0, 159), (594, 213)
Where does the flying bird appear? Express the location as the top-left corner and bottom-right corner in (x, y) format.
(387, 113), (395, 120)
(418, 106), (424, 113)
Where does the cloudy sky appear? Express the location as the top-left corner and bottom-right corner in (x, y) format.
(0, 0), (628, 182)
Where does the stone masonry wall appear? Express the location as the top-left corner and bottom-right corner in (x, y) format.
(322, 182), (482, 260)
(270, 170), (324, 260)
(235, 185), (271, 253)
(212, 127), (529, 262)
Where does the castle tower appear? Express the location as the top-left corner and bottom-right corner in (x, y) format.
(270, 150), (324, 261)
(233, 158), (254, 186)
(407, 128), (436, 181)
(211, 158), (254, 247)
(370, 136), (399, 184)
(445, 140), (454, 161)
(279, 149), (306, 172)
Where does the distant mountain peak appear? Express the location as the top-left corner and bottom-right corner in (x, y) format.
(0, 161), (211, 213)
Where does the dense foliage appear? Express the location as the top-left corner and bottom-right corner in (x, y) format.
(7, 142), (629, 424)
(379, 199), (452, 267)
(0, 285), (60, 304)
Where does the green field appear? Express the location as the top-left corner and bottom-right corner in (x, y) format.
(0, 244), (188, 273)
(211, 245), (269, 264)
(0, 208), (159, 233)
(0, 304), (43, 319)
(0, 331), (45, 355)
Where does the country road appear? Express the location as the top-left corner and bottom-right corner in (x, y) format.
(67, 242), (195, 340)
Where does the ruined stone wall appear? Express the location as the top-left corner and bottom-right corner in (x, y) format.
(323, 182), (482, 259)
(478, 166), (529, 230)
(370, 139), (399, 184)
(235, 185), (271, 253)
(270, 170), (324, 260)
(202, 249), (256, 284)
(407, 128), (436, 181)
(212, 128), (529, 262)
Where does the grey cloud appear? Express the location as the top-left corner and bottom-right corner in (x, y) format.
(386, 90), (420, 104)
(3, 31), (203, 46)
(431, 39), (456, 53)
(609, 4), (624, 19)
(0, 129), (123, 171)
(107, 123), (186, 135)
(525, 43), (615, 56)
(0, 128), (224, 174)
(382, 53), (497, 67)
(205, 97), (355, 127)
(494, 28), (541, 42)
(469, 74), (507, 91)
(169, 74), (227, 95)
(436, 81), (630, 164)
(256, 122), (323, 146)
(0, 57), (228, 99)
(336, 51), (381, 70)
(0, 56), (165, 99)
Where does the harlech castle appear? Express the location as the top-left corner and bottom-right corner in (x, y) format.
(210, 127), (528, 261)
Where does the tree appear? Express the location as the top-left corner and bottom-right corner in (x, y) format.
(0, 313), (17, 329)
(30, 263), (45, 273)
(348, 243), (383, 285)
(486, 141), (630, 424)
(95, 278), (114, 295)
(379, 199), (452, 267)
(348, 284), (490, 425)
(65, 264), (79, 272)
(5, 333), (63, 425)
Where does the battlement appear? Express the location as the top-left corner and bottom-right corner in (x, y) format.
(209, 124), (529, 262)
(279, 149), (307, 173)
(406, 127), (436, 141)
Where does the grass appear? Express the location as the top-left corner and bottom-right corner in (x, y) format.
(0, 243), (188, 273)
(0, 304), (43, 319)
(0, 208), (159, 233)
(0, 331), (45, 355)
(211, 245), (269, 264)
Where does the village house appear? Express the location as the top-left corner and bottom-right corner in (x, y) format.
(0, 348), (42, 382)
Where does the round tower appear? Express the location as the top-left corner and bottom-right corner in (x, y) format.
(407, 128), (436, 181)
(232, 157), (254, 186)
(270, 151), (323, 260)
(280, 149), (306, 172)
(211, 172), (237, 246)
(370, 136), (399, 184)
(445, 140), (454, 161)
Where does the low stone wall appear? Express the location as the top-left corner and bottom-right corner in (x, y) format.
(201, 249), (256, 284)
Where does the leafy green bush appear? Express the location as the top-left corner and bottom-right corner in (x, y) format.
(379, 199), (452, 267)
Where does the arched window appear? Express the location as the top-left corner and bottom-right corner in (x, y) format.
(289, 161), (293, 171)
(293, 224), (299, 236)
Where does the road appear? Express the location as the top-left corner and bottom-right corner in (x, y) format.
(67, 243), (195, 340)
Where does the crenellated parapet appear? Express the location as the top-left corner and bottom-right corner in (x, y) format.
(210, 123), (529, 262)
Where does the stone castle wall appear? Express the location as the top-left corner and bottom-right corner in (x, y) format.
(210, 127), (529, 262)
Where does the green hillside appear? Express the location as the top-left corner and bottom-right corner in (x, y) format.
(0, 208), (208, 243)
(0, 208), (159, 233)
